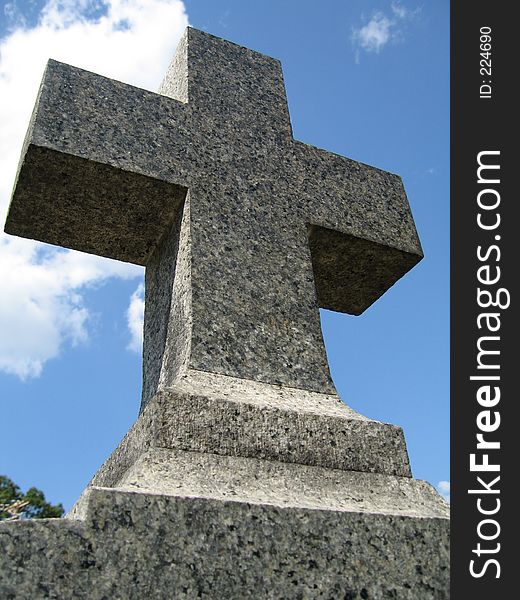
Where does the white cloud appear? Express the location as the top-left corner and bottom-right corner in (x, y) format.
(127, 283), (144, 353)
(0, 237), (141, 379)
(391, 2), (408, 19)
(437, 480), (450, 503)
(353, 12), (393, 54)
(351, 2), (416, 60)
(0, 0), (188, 379)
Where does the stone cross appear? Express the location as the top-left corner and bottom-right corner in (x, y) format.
(2, 30), (450, 597)
(5, 28), (422, 411)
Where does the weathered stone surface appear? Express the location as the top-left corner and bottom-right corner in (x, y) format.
(99, 448), (447, 518)
(1, 27), (447, 599)
(1, 484), (449, 600)
(5, 28), (423, 406)
(78, 371), (412, 492)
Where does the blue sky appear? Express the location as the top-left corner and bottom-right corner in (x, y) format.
(0, 0), (449, 509)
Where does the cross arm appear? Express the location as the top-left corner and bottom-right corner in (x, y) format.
(5, 60), (191, 265)
(292, 141), (423, 315)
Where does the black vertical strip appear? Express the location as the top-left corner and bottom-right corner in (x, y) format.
(452, 2), (515, 596)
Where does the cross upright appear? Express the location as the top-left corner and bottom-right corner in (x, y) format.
(5, 28), (423, 411)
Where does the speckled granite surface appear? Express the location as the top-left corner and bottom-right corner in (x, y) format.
(101, 448), (447, 519)
(1, 484), (449, 600)
(77, 372), (412, 490)
(5, 27), (423, 402)
(1, 27), (448, 599)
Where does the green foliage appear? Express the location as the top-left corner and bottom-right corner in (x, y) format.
(0, 475), (64, 521)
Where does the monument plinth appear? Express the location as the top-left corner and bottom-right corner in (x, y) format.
(1, 28), (449, 599)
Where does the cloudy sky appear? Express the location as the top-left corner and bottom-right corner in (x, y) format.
(0, 0), (450, 509)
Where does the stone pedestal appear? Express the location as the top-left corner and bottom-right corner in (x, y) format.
(0, 374), (449, 599)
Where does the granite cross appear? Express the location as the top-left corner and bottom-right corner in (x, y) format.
(5, 28), (422, 410)
(1, 31), (450, 596)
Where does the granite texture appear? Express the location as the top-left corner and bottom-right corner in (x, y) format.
(79, 371), (412, 491)
(111, 448), (447, 518)
(5, 27), (423, 403)
(0, 486), (449, 600)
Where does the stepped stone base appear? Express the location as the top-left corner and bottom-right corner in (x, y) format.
(1, 451), (449, 599)
(0, 376), (449, 598)
(84, 370), (413, 486)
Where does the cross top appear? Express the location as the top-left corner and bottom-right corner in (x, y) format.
(5, 28), (423, 409)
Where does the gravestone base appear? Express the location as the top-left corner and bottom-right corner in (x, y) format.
(0, 377), (449, 598)
(79, 370), (415, 488)
(0, 451), (449, 599)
